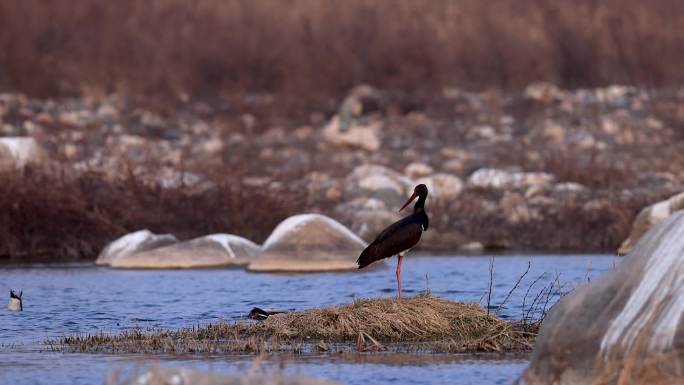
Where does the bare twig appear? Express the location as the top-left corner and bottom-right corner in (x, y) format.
(486, 256), (494, 315)
(496, 261), (531, 315)
(521, 272), (548, 322)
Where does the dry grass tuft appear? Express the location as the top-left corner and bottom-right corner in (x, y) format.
(51, 295), (536, 354)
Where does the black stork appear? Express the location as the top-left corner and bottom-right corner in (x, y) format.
(357, 184), (429, 298)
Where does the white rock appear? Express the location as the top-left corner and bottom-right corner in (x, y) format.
(523, 82), (564, 103)
(522, 211), (684, 385)
(525, 185), (547, 199)
(108, 234), (260, 269)
(96, 104), (118, 120)
(416, 173), (463, 200)
(554, 182), (586, 193)
(95, 230), (178, 266)
(0, 137), (44, 169)
(618, 192), (684, 255)
(249, 214), (367, 272)
(347, 164), (414, 195)
(594, 85), (637, 106)
(404, 162), (434, 179)
(442, 159), (466, 174)
(467, 168), (555, 189)
(351, 210), (402, 242)
(358, 174), (403, 195)
(157, 170), (210, 191)
(345, 197), (388, 211)
(322, 116), (382, 151)
(459, 242), (484, 253)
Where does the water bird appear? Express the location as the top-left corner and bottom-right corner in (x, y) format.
(248, 307), (287, 320)
(8, 290), (22, 311)
(357, 184), (429, 298)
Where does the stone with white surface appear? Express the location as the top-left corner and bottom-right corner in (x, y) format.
(108, 234), (260, 269)
(618, 192), (684, 255)
(344, 164), (414, 207)
(521, 211), (684, 385)
(0, 137), (45, 170)
(248, 214), (366, 272)
(351, 210), (402, 242)
(467, 168), (555, 190)
(416, 173), (463, 200)
(95, 230), (178, 266)
(322, 116), (382, 151)
(404, 162), (434, 179)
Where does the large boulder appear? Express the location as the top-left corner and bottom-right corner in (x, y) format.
(351, 209), (402, 242)
(95, 230), (177, 266)
(521, 211), (684, 385)
(248, 214), (367, 272)
(108, 234), (261, 269)
(618, 192), (684, 255)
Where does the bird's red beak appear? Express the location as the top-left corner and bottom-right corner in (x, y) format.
(399, 191), (418, 212)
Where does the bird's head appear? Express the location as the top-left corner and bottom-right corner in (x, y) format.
(399, 184), (428, 212)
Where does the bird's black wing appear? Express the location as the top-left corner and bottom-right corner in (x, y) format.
(357, 216), (423, 269)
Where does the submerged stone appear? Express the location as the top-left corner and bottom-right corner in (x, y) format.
(521, 211), (684, 385)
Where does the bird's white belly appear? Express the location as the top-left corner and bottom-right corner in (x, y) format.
(7, 297), (21, 311)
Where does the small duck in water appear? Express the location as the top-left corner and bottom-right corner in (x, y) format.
(8, 290), (22, 311)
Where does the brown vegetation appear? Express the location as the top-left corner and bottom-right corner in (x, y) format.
(0, 166), (306, 262)
(51, 295), (536, 354)
(3, 83), (684, 261)
(1, 1), (683, 103)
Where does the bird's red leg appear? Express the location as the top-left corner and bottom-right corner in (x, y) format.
(396, 254), (404, 299)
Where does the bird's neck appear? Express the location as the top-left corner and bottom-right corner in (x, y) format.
(413, 194), (426, 212)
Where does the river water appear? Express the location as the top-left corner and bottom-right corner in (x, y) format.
(0, 254), (617, 385)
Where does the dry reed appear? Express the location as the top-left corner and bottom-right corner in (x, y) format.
(1, 1), (683, 102)
(50, 295), (536, 354)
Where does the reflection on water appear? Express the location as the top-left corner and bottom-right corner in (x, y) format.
(0, 254), (617, 385)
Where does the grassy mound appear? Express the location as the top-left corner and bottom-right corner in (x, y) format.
(52, 295), (537, 354)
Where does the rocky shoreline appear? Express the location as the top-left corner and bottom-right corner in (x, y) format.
(2, 84), (683, 261)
